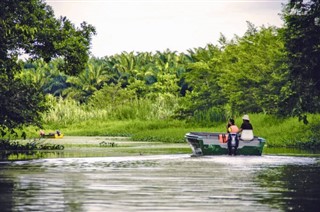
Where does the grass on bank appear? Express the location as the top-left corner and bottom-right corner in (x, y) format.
(21, 113), (318, 149)
(13, 96), (320, 149)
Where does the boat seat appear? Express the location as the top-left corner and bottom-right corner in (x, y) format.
(240, 130), (254, 141)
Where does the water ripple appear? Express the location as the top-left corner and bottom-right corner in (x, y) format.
(0, 155), (319, 211)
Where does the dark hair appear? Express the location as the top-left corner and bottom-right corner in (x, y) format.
(229, 118), (235, 125)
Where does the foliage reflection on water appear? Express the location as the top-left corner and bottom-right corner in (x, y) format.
(1, 146), (320, 161)
(0, 155), (319, 211)
(256, 163), (320, 211)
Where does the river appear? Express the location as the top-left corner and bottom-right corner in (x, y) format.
(0, 154), (319, 211)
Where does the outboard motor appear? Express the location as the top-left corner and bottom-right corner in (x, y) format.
(228, 133), (239, 155)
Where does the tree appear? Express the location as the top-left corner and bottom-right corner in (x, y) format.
(175, 23), (288, 120)
(177, 44), (226, 119)
(282, 0), (320, 122)
(0, 0), (96, 135)
(219, 23), (288, 115)
(18, 59), (69, 97)
(63, 61), (107, 103)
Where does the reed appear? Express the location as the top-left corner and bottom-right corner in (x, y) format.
(43, 95), (180, 126)
(38, 98), (320, 148)
(192, 107), (227, 126)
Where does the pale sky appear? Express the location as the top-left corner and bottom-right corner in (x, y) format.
(45, 0), (288, 57)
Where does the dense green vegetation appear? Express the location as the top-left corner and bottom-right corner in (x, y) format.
(23, 24), (287, 121)
(19, 96), (320, 149)
(0, 0), (96, 136)
(1, 0), (320, 151)
(282, 0), (320, 123)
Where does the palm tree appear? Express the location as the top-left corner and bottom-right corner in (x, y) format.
(63, 60), (108, 103)
(20, 59), (68, 96)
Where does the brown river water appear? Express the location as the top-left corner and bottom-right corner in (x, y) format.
(0, 154), (319, 211)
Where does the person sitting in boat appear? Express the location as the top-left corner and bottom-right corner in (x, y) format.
(56, 130), (61, 136)
(227, 119), (239, 155)
(40, 130), (45, 136)
(227, 118), (239, 133)
(239, 114), (254, 140)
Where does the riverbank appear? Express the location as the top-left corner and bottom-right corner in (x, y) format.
(42, 136), (190, 154)
(38, 114), (320, 148)
(3, 136), (191, 160)
(3, 135), (319, 161)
